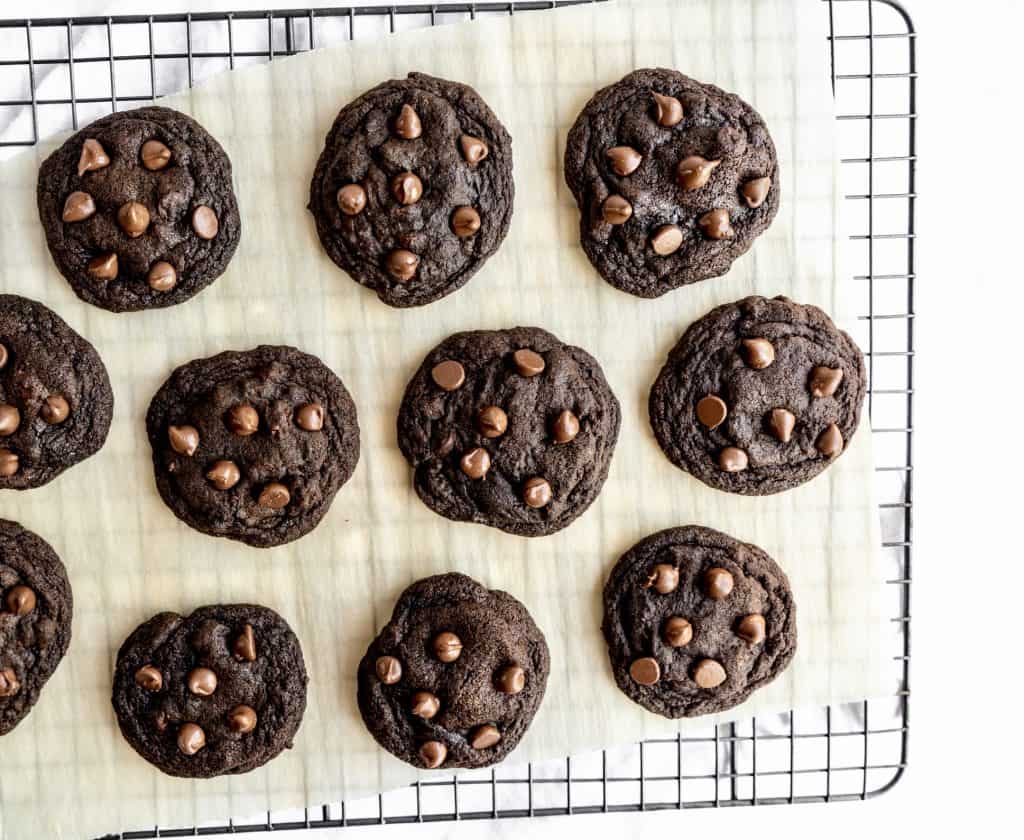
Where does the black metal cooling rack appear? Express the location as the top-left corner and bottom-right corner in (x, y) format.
(0, 0), (915, 834)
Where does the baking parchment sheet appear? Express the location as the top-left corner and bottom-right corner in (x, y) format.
(0, 1), (889, 836)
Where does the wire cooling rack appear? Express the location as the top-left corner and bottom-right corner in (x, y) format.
(0, 0), (915, 834)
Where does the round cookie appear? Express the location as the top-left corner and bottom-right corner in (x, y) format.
(357, 573), (549, 770)
(650, 295), (866, 495)
(0, 294), (114, 490)
(397, 327), (620, 537)
(0, 520), (73, 736)
(564, 68), (779, 298)
(145, 345), (359, 548)
(602, 526), (796, 718)
(37, 106), (241, 312)
(112, 604), (307, 778)
(309, 72), (514, 308)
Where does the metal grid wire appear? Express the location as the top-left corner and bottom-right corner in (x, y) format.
(0, 0), (915, 834)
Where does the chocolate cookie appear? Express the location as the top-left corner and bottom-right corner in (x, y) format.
(0, 294), (114, 490)
(145, 346), (359, 548)
(37, 106), (241, 312)
(649, 296), (866, 495)
(358, 573), (549, 770)
(112, 604), (307, 778)
(564, 68), (779, 298)
(602, 526), (796, 718)
(397, 327), (620, 537)
(0, 519), (73, 736)
(309, 72), (513, 308)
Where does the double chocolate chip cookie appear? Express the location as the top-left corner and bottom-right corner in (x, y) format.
(309, 72), (514, 308)
(112, 604), (307, 778)
(358, 573), (549, 770)
(146, 346), (360, 548)
(602, 526), (796, 718)
(397, 327), (620, 537)
(37, 106), (241, 312)
(649, 296), (866, 495)
(0, 519), (73, 736)
(0, 294), (113, 490)
(564, 68), (779, 297)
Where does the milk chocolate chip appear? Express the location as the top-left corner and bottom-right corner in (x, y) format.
(395, 104), (422, 140)
(741, 338), (775, 370)
(62, 191), (96, 222)
(87, 252), (118, 280)
(523, 476), (552, 508)
(0, 405), (20, 437)
(704, 567), (734, 600)
(736, 614), (766, 645)
(451, 206), (481, 237)
(663, 616), (693, 647)
(470, 724), (501, 750)
(141, 139), (172, 171)
(177, 723), (206, 755)
(495, 665), (526, 694)
(228, 704), (257, 733)
(719, 447), (748, 473)
(693, 658), (726, 689)
(118, 201), (150, 238)
(227, 404), (259, 436)
(375, 655), (402, 684)
(168, 425), (199, 456)
(513, 349), (545, 377)
(768, 408), (796, 443)
(431, 360), (465, 391)
(77, 138), (110, 176)
(206, 460), (241, 490)
(147, 261), (177, 292)
(552, 410), (580, 443)
(460, 447), (491, 479)
(676, 156), (720, 190)
(191, 205), (219, 240)
(233, 624), (257, 662)
(419, 740), (447, 768)
(296, 403), (324, 431)
(459, 135), (488, 165)
(696, 395), (727, 429)
(411, 691), (440, 719)
(40, 395), (71, 424)
(629, 657), (660, 685)
(698, 209), (734, 240)
(477, 406), (508, 438)
(652, 92), (684, 126)
(258, 482), (290, 510)
(187, 667), (217, 696)
(816, 423), (844, 458)
(134, 665), (162, 692)
(5, 585), (36, 616)
(644, 563), (679, 594)
(606, 145), (643, 176)
(741, 177), (772, 208)
(0, 668), (20, 697)
(651, 224), (684, 256)
(386, 249), (419, 282)
(809, 366), (844, 398)
(602, 195), (633, 225)
(433, 631), (463, 663)
(391, 171), (423, 206)
(337, 184), (367, 216)
(0, 450), (19, 477)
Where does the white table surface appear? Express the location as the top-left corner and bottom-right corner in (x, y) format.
(2, 0), (1019, 836)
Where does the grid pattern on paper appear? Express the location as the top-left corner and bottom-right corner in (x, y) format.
(0, 1), (915, 834)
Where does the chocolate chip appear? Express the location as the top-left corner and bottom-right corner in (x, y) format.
(741, 177), (772, 208)
(375, 655), (403, 684)
(663, 616), (693, 647)
(227, 404), (259, 436)
(552, 409), (580, 444)
(191, 205), (219, 240)
(644, 563), (679, 594)
(206, 460), (240, 490)
(809, 366), (844, 398)
(386, 249), (419, 282)
(392, 171), (423, 205)
(62, 191), (96, 222)
(470, 724), (502, 750)
(768, 408), (796, 443)
(411, 691), (440, 719)
(77, 138), (110, 176)
(459, 134), (488, 165)
(741, 338), (775, 369)
(147, 261), (177, 292)
(0, 404), (20, 437)
(629, 657), (660, 685)
(676, 155), (721, 190)
(693, 659), (727, 689)
(451, 206), (481, 238)
(0, 344), (7, 369)
(698, 208), (734, 240)
(187, 667), (217, 696)
(513, 348), (545, 377)
(395, 104), (422, 139)
(134, 665), (162, 692)
(606, 145), (643, 176)
(704, 567), (734, 600)
(177, 723), (206, 755)
(477, 406), (508, 438)
(419, 740), (447, 769)
(233, 624), (256, 662)
(816, 423), (844, 458)
(736, 614), (766, 645)
(258, 482), (290, 510)
(228, 704), (257, 733)
(460, 447), (491, 479)
(495, 665), (526, 695)
(718, 447), (748, 473)
(337, 183), (367, 216)
(0, 449), (19, 477)
(650, 224), (683, 256)
(296, 403), (324, 431)
(0, 668), (19, 697)
(523, 476), (552, 508)
(433, 631), (463, 663)
(696, 395), (727, 429)
(432, 359), (465, 391)
(153, 711), (168, 732)
(652, 92), (684, 126)
(117, 201), (150, 238)
(5, 585), (36, 616)
(41, 395), (70, 425)
(168, 425), (199, 456)
(87, 252), (118, 280)
(602, 194), (633, 225)
(141, 139), (172, 171)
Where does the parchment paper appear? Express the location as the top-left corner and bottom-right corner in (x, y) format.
(0, 1), (888, 836)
